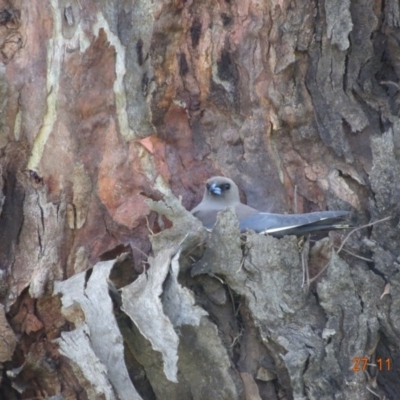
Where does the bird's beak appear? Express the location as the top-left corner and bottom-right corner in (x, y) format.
(208, 183), (222, 195)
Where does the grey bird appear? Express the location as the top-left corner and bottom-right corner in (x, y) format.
(191, 176), (350, 237)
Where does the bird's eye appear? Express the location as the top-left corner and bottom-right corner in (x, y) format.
(223, 183), (230, 190)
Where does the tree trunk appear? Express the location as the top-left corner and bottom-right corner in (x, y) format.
(0, 0), (399, 399)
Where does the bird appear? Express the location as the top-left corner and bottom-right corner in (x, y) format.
(190, 176), (350, 237)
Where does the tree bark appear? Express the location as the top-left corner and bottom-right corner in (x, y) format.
(0, 0), (399, 399)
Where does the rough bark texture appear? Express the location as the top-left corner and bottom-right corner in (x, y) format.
(0, 0), (400, 399)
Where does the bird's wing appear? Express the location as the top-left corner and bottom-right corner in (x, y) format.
(239, 210), (350, 236)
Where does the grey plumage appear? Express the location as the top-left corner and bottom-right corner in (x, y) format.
(191, 176), (350, 237)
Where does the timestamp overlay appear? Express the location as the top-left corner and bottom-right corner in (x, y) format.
(351, 357), (392, 372)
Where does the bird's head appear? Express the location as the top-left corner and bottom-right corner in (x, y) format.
(204, 176), (240, 206)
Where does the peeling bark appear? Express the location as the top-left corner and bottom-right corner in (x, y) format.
(1, 0), (400, 399)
